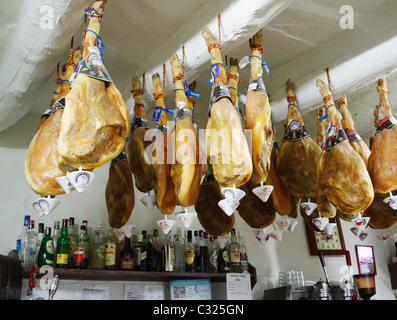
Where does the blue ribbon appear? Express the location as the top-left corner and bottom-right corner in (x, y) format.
(184, 80), (200, 98)
(86, 29), (113, 56)
(152, 106), (175, 122)
(249, 55), (272, 74)
(318, 104), (336, 122)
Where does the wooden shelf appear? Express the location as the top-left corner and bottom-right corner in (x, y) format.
(22, 264), (257, 289)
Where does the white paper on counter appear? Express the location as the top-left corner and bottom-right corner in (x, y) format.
(75, 284), (109, 300)
(226, 273), (252, 300)
(124, 284), (165, 300)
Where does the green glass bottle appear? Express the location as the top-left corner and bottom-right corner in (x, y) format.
(56, 219), (70, 269)
(37, 227), (54, 267)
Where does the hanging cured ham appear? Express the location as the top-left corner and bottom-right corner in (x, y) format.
(202, 27), (252, 189)
(276, 80), (322, 199)
(25, 47), (81, 196)
(169, 54), (204, 207)
(105, 150), (135, 228)
(367, 78), (397, 194)
(151, 73), (177, 215)
(195, 165), (235, 236)
(316, 79), (374, 215)
(315, 107), (336, 219)
(58, 1), (129, 170)
(127, 76), (155, 193)
(338, 96), (370, 166)
(244, 29), (273, 185)
(363, 193), (397, 229)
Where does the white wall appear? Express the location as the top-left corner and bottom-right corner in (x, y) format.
(1, 114), (396, 300)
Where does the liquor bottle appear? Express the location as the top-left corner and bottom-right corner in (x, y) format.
(56, 219), (70, 269)
(68, 217), (78, 267)
(72, 225), (89, 269)
(37, 227), (54, 267)
(81, 220), (91, 251)
(22, 220), (37, 268)
(89, 221), (105, 270)
(146, 234), (160, 271)
(163, 233), (174, 272)
(52, 221), (60, 255)
(119, 236), (134, 270)
(238, 231), (249, 273)
(208, 236), (218, 273)
(217, 238), (230, 273)
(133, 234), (147, 271)
(37, 223), (44, 245)
(200, 232), (209, 273)
(152, 229), (162, 271)
(194, 230), (201, 272)
(173, 227), (185, 272)
(16, 215), (30, 262)
(104, 228), (118, 270)
(142, 230), (148, 246)
(229, 228), (242, 273)
(184, 230), (196, 272)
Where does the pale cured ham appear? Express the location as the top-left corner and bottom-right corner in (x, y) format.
(151, 73), (177, 215)
(244, 29), (273, 185)
(276, 80), (322, 199)
(105, 150), (135, 228)
(367, 78), (397, 194)
(127, 76), (155, 193)
(316, 79), (374, 215)
(169, 54), (204, 207)
(58, 1), (129, 170)
(25, 48), (81, 196)
(202, 27), (252, 189)
(338, 96), (370, 166)
(315, 107), (336, 219)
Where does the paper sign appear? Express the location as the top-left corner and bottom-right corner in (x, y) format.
(226, 273), (252, 300)
(124, 284), (165, 300)
(75, 284), (109, 300)
(170, 279), (211, 300)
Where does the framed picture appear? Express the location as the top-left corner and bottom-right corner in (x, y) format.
(355, 245), (377, 275)
(305, 216), (346, 255)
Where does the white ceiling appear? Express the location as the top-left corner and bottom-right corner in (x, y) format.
(1, 0), (397, 144)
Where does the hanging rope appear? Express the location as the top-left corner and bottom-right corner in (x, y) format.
(218, 13), (222, 48)
(65, 37), (76, 69)
(55, 62), (62, 85)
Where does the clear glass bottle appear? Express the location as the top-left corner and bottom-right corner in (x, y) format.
(228, 228), (242, 273)
(89, 221), (105, 270)
(72, 225), (89, 269)
(52, 221), (60, 255)
(119, 236), (134, 270)
(184, 230), (196, 272)
(104, 228), (118, 270)
(55, 219), (70, 269)
(173, 227), (185, 272)
(68, 217), (78, 267)
(208, 236), (218, 273)
(22, 220), (37, 268)
(37, 227), (54, 268)
(238, 231), (249, 273)
(163, 233), (174, 272)
(16, 215), (30, 262)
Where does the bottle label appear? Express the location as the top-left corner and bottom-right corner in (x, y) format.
(105, 242), (116, 266)
(230, 249), (240, 263)
(72, 250), (84, 264)
(46, 241), (54, 254)
(185, 249), (195, 265)
(210, 251), (218, 268)
(56, 253), (68, 265)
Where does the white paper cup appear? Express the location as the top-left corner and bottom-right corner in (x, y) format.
(384, 195), (397, 210)
(352, 217), (370, 230)
(140, 194), (156, 210)
(288, 220), (298, 232)
(377, 234), (389, 243)
(324, 223), (336, 236)
(312, 217), (329, 231)
(276, 217), (292, 231)
(255, 233), (270, 245)
(389, 233), (397, 242)
(32, 199), (44, 216)
(66, 168), (95, 193)
(221, 187), (246, 203)
(156, 218), (176, 234)
(38, 196), (60, 216)
(55, 176), (74, 194)
(218, 199), (239, 216)
(269, 229), (283, 241)
(252, 185), (274, 202)
(176, 211), (197, 228)
(114, 224), (136, 241)
(216, 238), (230, 249)
(301, 201), (318, 216)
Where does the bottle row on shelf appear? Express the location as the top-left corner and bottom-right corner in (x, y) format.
(16, 215), (250, 274)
